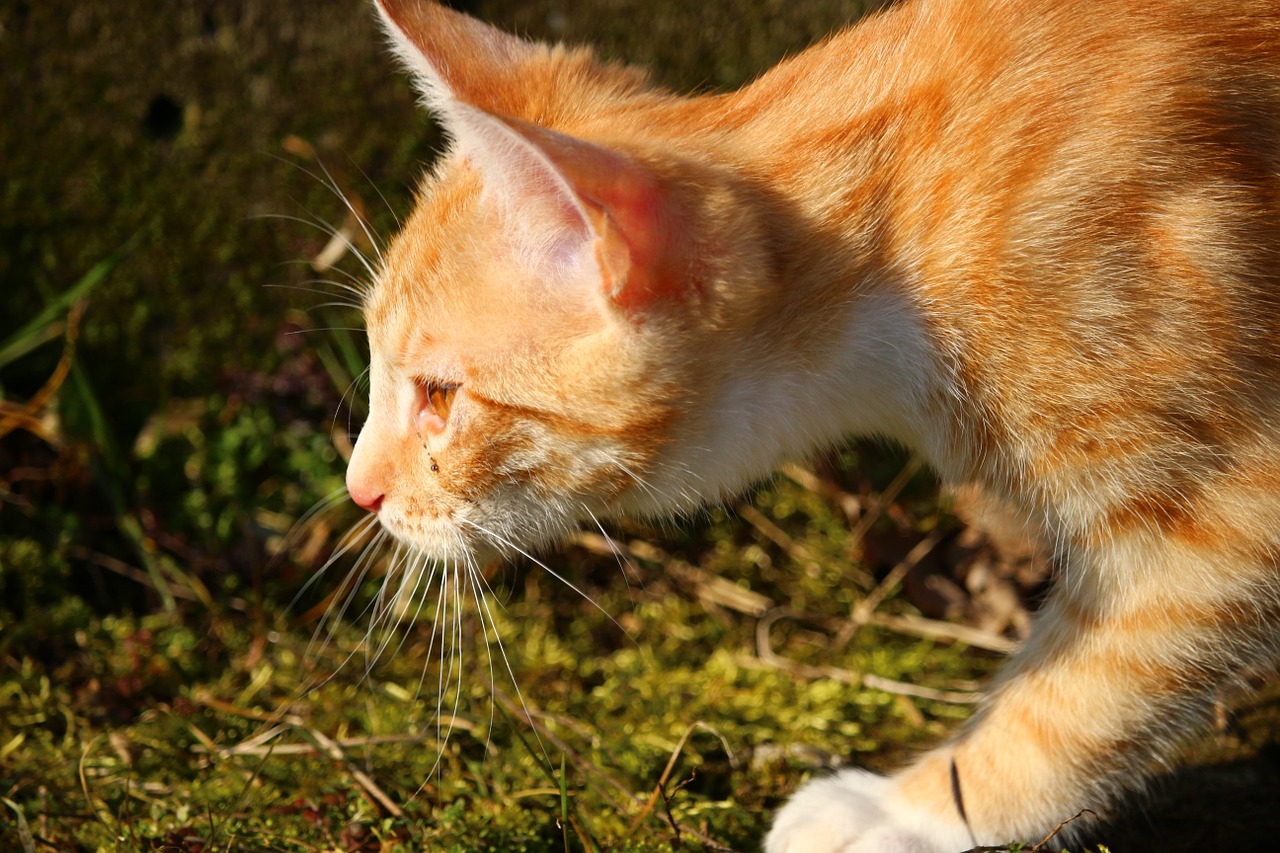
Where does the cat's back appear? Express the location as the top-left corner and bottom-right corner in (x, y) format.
(919, 0), (1280, 535)
(740, 0), (1280, 196)
(728, 0), (1280, 526)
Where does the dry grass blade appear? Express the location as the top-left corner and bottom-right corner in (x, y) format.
(491, 687), (738, 851)
(782, 462), (862, 521)
(281, 133), (375, 274)
(626, 538), (774, 617)
(627, 721), (736, 837)
(855, 528), (944, 620)
(492, 686), (636, 806)
(0, 300), (84, 443)
(737, 502), (876, 589)
(77, 738), (111, 834)
(846, 455), (925, 547)
(206, 730), (468, 757)
(193, 691), (299, 724)
(867, 612), (1019, 655)
(189, 691), (406, 815)
(737, 504), (819, 565)
(70, 547), (205, 604)
(753, 609), (983, 704)
(294, 724), (404, 817)
(1, 797), (38, 853)
(312, 208), (369, 273)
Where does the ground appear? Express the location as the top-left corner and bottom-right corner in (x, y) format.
(3, 1), (1279, 851)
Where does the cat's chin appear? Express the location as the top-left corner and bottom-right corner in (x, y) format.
(375, 513), (500, 566)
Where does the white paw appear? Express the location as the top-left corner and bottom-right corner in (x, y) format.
(764, 769), (970, 853)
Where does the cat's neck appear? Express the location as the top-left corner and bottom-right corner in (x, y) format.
(617, 0), (1036, 511)
(707, 286), (941, 482)
(686, 0), (1012, 490)
(639, 189), (949, 513)
(617, 286), (941, 517)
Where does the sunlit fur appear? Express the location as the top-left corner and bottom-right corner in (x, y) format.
(347, 0), (1280, 849)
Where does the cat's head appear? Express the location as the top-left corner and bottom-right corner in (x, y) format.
(346, 0), (780, 563)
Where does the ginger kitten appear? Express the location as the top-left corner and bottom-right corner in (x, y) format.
(345, 0), (1280, 849)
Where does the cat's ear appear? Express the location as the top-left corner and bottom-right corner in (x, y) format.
(374, 0), (690, 316)
(453, 104), (691, 316)
(373, 0), (538, 114)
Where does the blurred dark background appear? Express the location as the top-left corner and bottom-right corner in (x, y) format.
(0, 0), (886, 635)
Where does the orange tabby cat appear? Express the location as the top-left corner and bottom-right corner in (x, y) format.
(346, 0), (1280, 849)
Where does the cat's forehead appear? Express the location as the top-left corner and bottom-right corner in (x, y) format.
(365, 160), (609, 359)
(363, 166), (479, 321)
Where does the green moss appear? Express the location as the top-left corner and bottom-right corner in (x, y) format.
(4, 1), (1279, 851)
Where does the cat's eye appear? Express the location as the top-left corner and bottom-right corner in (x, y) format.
(413, 378), (459, 435)
(429, 384), (456, 420)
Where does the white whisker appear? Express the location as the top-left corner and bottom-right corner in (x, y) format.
(255, 211), (381, 282)
(457, 517), (629, 639)
(288, 510), (381, 616)
(311, 532), (394, 665)
(580, 502), (641, 605)
(310, 154), (387, 263)
(463, 554), (500, 755)
(262, 282), (364, 311)
(345, 152), (403, 231)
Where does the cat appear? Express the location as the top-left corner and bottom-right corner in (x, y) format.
(344, 0), (1280, 850)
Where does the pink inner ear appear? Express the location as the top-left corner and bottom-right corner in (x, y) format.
(503, 120), (695, 315)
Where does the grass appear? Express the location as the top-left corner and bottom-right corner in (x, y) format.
(0, 255), (991, 849)
(5, 0), (1280, 851)
(2, 413), (999, 851)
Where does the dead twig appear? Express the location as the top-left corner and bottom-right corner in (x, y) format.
(627, 721), (735, 837)
(659, 768), (699, 844)
(1031, 809), (1098, 852)
(957, 809), (1097, 853)
(846, 455), (925, 548)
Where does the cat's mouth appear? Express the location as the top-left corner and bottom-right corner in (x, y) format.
(375, 507), (500, 564)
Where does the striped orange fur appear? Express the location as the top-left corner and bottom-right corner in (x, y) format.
(347, 0), (1280, 849)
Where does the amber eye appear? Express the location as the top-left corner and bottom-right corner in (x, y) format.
(413, 379), (460, 435)
(429, 383), (456, 421)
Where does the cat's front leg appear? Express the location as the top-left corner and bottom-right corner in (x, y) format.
(765, 553), (1279, 853)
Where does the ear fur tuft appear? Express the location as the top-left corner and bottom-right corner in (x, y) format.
(373, 0), (539, 113)
(447, 102), (597, 283)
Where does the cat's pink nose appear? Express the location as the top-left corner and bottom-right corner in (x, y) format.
(347, 475), (385, 512)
